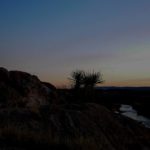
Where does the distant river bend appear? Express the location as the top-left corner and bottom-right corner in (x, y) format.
(118, 104), (150, 128)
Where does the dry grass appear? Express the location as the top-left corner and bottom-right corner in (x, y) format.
(0, 104), (149, 150)
(0, 125), (107, 150)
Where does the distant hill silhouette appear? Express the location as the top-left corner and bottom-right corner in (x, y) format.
(96, 86), (150, 91)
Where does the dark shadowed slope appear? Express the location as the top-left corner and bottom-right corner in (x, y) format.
(0, 67), (150, 150)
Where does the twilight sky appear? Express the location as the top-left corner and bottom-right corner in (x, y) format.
(0, 0), (150, 87)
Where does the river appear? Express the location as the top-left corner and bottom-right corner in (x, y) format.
(119, 104), (150, 128)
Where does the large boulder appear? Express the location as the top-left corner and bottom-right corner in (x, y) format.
(0, 67), (57, 110)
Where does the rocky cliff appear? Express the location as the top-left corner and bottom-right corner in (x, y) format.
(0, 67), (57, 110)
(0, 67), (150, 150)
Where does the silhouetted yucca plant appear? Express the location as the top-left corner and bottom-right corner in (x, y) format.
(81, 71), (103, 100)
(83, 71), (103, 89)
(69, 70), (84, 90)
(69, 70), (103, 90)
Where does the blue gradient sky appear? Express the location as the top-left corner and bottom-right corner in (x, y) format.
(0, 0), (150, 87)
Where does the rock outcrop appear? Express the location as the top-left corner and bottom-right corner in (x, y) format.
(0, 67), (57, 110)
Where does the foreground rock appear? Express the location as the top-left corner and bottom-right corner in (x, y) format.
(0, 67), (57, 110)
(0, 103), (149, 150)
(0, 67), (150, 150)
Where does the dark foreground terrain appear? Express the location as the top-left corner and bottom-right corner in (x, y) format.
(0, 67), (150, 150)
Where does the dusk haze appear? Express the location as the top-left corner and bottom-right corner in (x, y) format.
(1, 0), (150, 87)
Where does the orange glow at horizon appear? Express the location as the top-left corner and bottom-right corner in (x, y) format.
(100, 79), (150, 87)
(42, 78), (150, 88)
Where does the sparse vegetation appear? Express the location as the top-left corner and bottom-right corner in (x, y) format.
(68, 70), (104, 101)
(69, 70), (103, 90)
(69, 70), (84, 90)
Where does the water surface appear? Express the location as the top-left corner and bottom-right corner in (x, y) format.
(119, 104), (150, 128)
